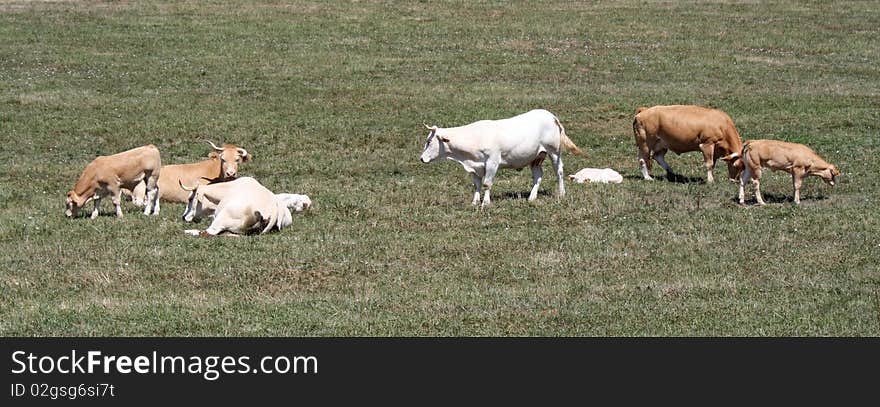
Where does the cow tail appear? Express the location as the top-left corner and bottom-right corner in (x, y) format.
(742, 140), (753, 160)
(555, 117), (586, 157)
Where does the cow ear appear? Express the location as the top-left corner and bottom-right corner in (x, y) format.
(437, 134), (450, 143)
(721, 152), (740, 162)
(208, 151), (219, 160)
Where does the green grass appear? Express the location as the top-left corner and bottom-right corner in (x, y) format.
(1, 1), (878, 336)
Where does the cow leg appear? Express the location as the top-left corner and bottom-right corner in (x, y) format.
(738, 166), (751, 205)
(529, 164), (544, 202)
(752, 169), (765, 205)
(112, 189), (124, 218)
(792, 168), (805, 204)
(90, 197), (101, 219)
(634, 121), (653, 180)
(471, 173), (482, 206)
(143, 175), (159, 215)
(481, 161), (499, 209)
(654, 150), (673, 178)
(549, 152), (565, 198)
(149, 186), (160, 215)
(698, 143), (715, 183)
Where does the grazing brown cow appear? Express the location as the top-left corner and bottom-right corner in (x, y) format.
(65, 144), (161, 219)
(633, 105), (744, 183)
(738, 139), (840, 205)
(130, 140), (250, 204)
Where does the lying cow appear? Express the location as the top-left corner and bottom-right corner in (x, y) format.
(737, 139), (840, 205)
(419, 109), (585, 208)
(633, 105), (744, 183)
(65, 144), (161, 219)
(130, 140), (250, 205)
(569, 168), (623, 184)
(180, 177), (311, 222)
(181, 177), (310, 236)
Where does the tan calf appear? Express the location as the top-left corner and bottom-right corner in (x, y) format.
(65, 144), (161, 219)
(633, 105), (744, 182)
(738, 139), (840, 205)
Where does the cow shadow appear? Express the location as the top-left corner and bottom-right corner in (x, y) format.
(664, 172), (704, 184)
(732, 192), (829, 205)
(497, 189), (552, 201)
(622, 173), (704, 184)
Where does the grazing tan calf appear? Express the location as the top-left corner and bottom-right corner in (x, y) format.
(65, 145), (161, 219)
(633, 105), (744, 183)
(738, 139), (840, 205)
(130, 140), (250, 205)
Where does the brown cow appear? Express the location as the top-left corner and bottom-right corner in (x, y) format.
(633, 105), (744, 183)
(65, 144), (161, 219)
(130, 140), (250, 204)
(738, 139), (840, 205)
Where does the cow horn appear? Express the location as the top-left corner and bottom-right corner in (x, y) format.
(424, 124), (438, 131)
(237, 147), (249, 158)
(178, 179), (197, 192)
(205, 140), (224, 151)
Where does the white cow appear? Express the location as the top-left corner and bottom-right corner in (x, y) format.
(568, 168), (623, 184)
(180, 177), (311, 222)
(419, 109), (585, 208)
(181, 177), (310, 237)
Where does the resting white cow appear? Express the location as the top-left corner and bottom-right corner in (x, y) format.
(180, 177), (311, 222)
(419, 109), (585, 208)
(568, 168), (623, 184)
(181, 177), (309, 236)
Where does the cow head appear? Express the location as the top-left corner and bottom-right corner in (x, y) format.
(721, 152), (744, 182)
(65, 191), (83, 218)
(820, 164), (841, 186)
(419, 125), (449, 163)
(180, 181), (212, 222)
(276, 193), (312, 212)
(206, 140), (250, 179)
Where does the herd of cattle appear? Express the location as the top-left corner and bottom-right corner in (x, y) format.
(64, 104), (840, 236)
(64, 140), (310, 236)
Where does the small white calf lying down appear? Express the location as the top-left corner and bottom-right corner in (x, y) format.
(65, 144), (161, 219)
(568, 168), (623, 184)
(180, 177), (311, 236)
(737, 139), (840, 205)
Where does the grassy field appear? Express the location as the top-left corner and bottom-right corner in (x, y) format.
(1, 0), (878, 336)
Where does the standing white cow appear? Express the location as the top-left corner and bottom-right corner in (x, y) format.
(419, 109), (585, 208)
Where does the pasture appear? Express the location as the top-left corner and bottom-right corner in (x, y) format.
(1, 0), (878, 336)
